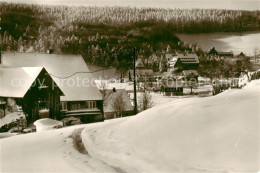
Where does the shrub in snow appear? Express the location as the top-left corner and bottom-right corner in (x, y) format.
(61, 117), (81, 126)
(0, 113), (26, 132)
(138, 92), (153, 112)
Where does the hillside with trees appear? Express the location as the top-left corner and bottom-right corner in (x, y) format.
(0, 2), (259, 72)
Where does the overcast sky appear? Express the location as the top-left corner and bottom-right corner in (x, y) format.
(0, 0), (259, 10)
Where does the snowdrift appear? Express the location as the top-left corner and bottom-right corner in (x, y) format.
(82, 80), (260, 173)
(34, 118), (63, 132)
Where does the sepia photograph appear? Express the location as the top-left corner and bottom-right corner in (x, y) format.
(0, 0), (259, 172)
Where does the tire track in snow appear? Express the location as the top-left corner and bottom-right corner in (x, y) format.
(69, 128), (127, 173)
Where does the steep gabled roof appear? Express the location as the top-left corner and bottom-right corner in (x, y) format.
(2, 53), (102, 101)
(0, 67), (44, 98)
(135, 58), (145, 68)
(208, 47), (218, 55)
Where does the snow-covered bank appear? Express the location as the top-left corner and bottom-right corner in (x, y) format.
(82, 80), (260, 173)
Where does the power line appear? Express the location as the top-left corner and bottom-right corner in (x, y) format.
(49, 61), (134, 79)
(49, 67), (115, 79)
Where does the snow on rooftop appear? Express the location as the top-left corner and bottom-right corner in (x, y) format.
(1, 53), (103, 101)
(0, 67), (44, 98)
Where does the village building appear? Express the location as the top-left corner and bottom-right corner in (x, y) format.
(167, 53), (200, 73)
(208, 47), (234, 59)
(161, 80), (184, 96)
(176, 53), (200, 70)
(237, 52), (246, 58)
(218, 51), (234, 58)
(1, 53), (104, 123)
(129, 58), (154, 82)
(0, 67), (63, 123)
(103, 89), (134, 119)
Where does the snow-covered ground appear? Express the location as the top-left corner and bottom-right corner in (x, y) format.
(0, 132), (18, 139)
(82, 80), (260, 173)
(0, 125), (119, 173)
(1, 80), (260, 173)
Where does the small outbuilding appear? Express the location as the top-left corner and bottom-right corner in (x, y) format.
(104, 89), (134, 119)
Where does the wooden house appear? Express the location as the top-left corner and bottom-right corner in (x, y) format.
(0, 67), (63, 123)
(208, 47), (233, 58)
(1, 53), (104, 123)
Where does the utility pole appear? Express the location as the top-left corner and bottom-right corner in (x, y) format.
(0, 37), (1, 64)
(133, 47), (138, 115)
(0, 22), (4, 117)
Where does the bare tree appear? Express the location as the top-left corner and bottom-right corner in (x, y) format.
(138, 92), (153, 112)
(235, 57), (253, 81)
(99, 81), (109, 108)
(111, 92), (126, 118)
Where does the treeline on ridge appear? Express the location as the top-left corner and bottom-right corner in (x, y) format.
(0, 3), (259, 70)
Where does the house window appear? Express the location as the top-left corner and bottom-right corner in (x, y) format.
(61, 102), (67, 110)
(86, 101), (96, 109)
(38, 98), (49, 110)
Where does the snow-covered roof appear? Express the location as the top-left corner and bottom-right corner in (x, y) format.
(1, 53), (102, 101)
(0, 67), (44, 98)
(177, 53), (199, 64)
(104, 89), (133, 113)
(2, 53), (89, 74)
(58, 73), (103, 101)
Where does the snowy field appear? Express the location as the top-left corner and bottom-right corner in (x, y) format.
(81, 80), (260, 173)
(1, 80), (260, 173)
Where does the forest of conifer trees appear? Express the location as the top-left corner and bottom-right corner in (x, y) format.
(0, 2), (259, 69)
